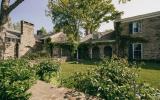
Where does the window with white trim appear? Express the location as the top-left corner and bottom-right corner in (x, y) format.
(133, 43), (142, 59)
(132, 21), (142, 33)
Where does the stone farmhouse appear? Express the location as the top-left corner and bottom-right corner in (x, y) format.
(38, 31), (115, 60)
(0, 11), (160, 60)
(0, 21), (36, 59)
(39, 11), (160, 60)
(115, 11), (160, 60)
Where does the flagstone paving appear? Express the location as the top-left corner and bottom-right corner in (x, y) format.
(28, 80), (99, 100)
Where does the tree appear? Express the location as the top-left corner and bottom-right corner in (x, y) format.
(0, 0), (24, 30)
(48, 0), (121, 35)
(119, 0), (131, 3)
(13, 22), (21, 31)
(39, 27), (48, 36)
(48, 0), (121, 60)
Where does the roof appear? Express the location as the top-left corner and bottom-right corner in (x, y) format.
(5, 28), (21, 39)
(115, 11), (160, 23)
(40, 32), (68, 43)
(80, 30), (115, 43)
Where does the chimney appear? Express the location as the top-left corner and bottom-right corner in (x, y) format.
(21, 20), (34, 35)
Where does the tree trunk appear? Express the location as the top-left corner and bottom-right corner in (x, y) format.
(0, 0), (9, 32)
(0, 0), (24, 32)
(0, 0), (24, 59)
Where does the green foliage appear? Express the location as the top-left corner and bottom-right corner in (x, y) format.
(22, 52), (50, 60)
(62, 58), (160, 99)
(119, 0), (131, 3)
(39, 27), (48, 36)
(36, 61), (60, 82)
(0, 59), (36, 100)
(48, 0), (121, 38)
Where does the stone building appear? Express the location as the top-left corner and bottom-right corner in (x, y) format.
(40, 11), (160, 60)
(0, 20), (36, 59)
(2, 11), (159, 60)
(38, 31), (116, 60)
(79, 30), (116, 59)
(39, 32), (71, 59)
(115, 11), (160, 60)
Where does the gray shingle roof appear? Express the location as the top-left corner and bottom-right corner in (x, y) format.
(6, 29), (21, 39)
(115, 11), (160, 23)
(80, 30), (115, 43)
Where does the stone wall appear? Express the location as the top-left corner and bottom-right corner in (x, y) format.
(119, 16), (160, 60)
(4, 42), (16, 59)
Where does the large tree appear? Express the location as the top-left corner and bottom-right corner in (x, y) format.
(48, 0), (121, 36)
(48, 0), (121, 60)
(0, 0), (24, 30)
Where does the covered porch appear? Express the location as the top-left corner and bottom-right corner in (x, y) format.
(78, 40), (116, 60)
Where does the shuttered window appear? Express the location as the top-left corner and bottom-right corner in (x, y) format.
(132, 21), (142, 33)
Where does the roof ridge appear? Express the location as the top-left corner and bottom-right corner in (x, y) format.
(116, 11), (160, 22)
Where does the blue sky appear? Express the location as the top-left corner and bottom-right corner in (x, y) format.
(8, 0), (160, 33)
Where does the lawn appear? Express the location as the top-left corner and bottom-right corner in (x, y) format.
(60, 61), (160, 89)
(138, 63), (160, 89)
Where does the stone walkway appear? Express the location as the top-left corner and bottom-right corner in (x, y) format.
(28, 80), (99, 100)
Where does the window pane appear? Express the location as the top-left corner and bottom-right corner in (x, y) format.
(134, 44), (141, 51)
(133, 21), (142, 33)
(133, 44), (142, 59)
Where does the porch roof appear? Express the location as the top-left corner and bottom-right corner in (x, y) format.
(5, 29), (21, 39)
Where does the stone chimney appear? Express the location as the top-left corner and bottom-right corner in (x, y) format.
(19, 20), (35, 57)
(21, 20), (34, 35)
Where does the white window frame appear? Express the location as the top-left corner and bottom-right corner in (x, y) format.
(132, 43), (143, 59)
(132, 21), (142, 34)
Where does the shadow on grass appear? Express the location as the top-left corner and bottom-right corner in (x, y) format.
(140, 62), (160, 70)
(66, 59), (101, 65)
(69, 59), (160, 70)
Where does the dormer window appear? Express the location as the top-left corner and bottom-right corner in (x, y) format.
(132, 21), (142, 33)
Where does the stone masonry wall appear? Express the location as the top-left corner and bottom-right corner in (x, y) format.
(4, 42), (16, 59)
(120, 16), (160, 60)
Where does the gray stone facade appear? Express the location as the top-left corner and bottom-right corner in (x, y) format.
(0, 21), (36, 59)
(116, 11), (160, 60)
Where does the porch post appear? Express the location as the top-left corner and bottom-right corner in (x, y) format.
(60, 48), (63, 58)
(90, 47), (93, 59)
(99, 45), (105, 59)
(76, 49), (79, 61)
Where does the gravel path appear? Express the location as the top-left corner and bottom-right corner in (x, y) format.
(28, 80), (99, 100)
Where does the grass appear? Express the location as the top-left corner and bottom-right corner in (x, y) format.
(60, 61), (95, 79)
(60, 60), (160, 89)
(138, 63), (160, 89)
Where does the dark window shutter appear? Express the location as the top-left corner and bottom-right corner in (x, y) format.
(129, 22), (133, 34)
(128, 44), (133, 60)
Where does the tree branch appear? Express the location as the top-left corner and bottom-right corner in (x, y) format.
(8, 0), (24, 13)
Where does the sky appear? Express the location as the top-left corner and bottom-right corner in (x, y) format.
(8, 0), (160, 33)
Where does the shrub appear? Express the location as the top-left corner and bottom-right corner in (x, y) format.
(35, 61), (60, 82)
(62, 58), (160, 99)
(0, 59), (36, 100)
(23, 52), (49, 60)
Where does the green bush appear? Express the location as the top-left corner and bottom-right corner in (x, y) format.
(0, 59), (36, 100)
(23, 52), (49, 60)
(62, 58), (160, 99)
(35, 61), (60, 82)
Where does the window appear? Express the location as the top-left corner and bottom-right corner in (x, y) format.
(5, 37), (11, 42)
(132, 21), (142, 33)
(133, 43), (142, 59)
